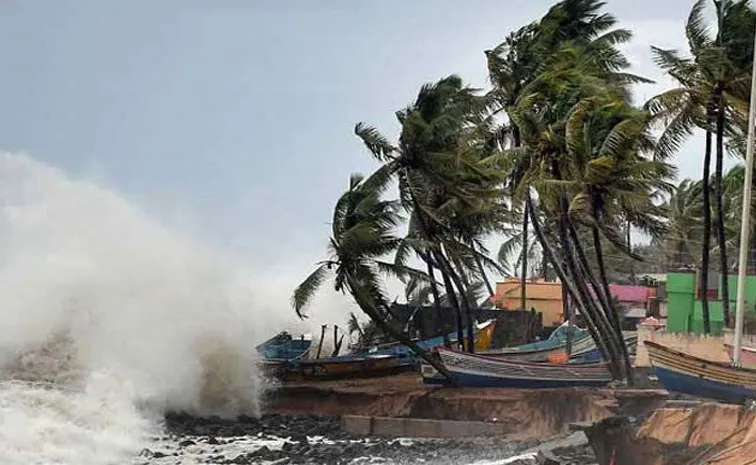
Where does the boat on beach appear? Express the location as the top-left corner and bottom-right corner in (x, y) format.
(282, 353), (415, 382)
(645, 340), (756, 403)
(280, 320), (497, 382)
(482, 328), (638, 364)
(256, 331), (312, 361)
(421, 347), (613, 388)
(256, 332), (313, 379)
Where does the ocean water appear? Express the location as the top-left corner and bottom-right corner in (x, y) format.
(0, 152), (532, 465)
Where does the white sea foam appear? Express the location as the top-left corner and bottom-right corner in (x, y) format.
(0, 152), (286, 463)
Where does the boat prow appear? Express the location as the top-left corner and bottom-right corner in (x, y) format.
(645, 340), (756, 404)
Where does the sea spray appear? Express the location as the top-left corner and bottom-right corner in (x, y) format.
(0, 375), (156, 465)
(0, 151), (286, 462)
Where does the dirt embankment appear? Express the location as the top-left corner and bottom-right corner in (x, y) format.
(587, 403), (756, 465)
(262, 373), (665, 440)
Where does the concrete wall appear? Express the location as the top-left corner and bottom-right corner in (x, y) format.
(635, 324), (730, 367)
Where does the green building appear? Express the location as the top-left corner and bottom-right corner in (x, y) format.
(666, 271), (756, 334)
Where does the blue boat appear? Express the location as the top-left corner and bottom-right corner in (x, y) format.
(509, 323), (587, 351)
(256, 331), (312, 361)
(645, 340), (756, 404)
(421, 348), (612, 388)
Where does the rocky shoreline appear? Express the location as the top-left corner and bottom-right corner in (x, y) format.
(132, 413), (598, 465)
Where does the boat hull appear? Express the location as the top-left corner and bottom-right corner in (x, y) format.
(284, 355), (415, 382)
(654, 365), (756, 403)
(423, 348), (612, 388)
(645, 340), (756, 404)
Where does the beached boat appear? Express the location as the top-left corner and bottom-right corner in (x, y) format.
(256, 332), (313, 380)
(725, 343), (756, 368)
(645, 340), (756, 403)
(483, 331), (638, 364)
(256, 331), (312, 361)
(483, 333), (593, 362)
(283, 353), (414, 382)
(367, 319), (497, 357)
(421, 347), (612, 388)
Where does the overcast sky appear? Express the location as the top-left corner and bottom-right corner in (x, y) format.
(0, 0), (732, 329)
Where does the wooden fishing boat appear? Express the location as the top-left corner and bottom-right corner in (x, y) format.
(256, 332), (313, 380)
(645, 340), (756, 404)
(482, 331), (637, 365)
(368, 319), (497, 358)
(256, 331), (312, 361)
(482, 333), (594, 362)
(725, 343), (756, 369)
(421, 347), (612, 388)
(283, 353), (414, 382)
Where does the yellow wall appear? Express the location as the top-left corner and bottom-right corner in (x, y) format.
(494, 280), (564, 326)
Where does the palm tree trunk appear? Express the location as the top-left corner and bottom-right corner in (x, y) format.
(526, 193), (619, 378)
(566, 220), (629, 379)
(542, 217), (551, 280)
(549, 161), (623, 376)
(423, 257), (451, 347)
(715, 94), (730, 327)
(347, 278), (455, 383)
(406, 186), (466, 349)
(438, 248), (477, 354)
(591, 222), (634, 384)
(701, 113), (714, 334)
(473, 248), (495, 299)
(435, 253), (465, 348)
(521, 202), (529, 311)
(555, 210), (623, 378)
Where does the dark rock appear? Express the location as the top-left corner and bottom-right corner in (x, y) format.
(178, 439), (195, 447)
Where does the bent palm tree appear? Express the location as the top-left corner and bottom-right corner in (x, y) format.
(291, 173), (452, 380)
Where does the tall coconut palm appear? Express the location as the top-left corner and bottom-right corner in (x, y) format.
(292, 173), (451, 379)
(563, 96), (675, 379)
(493, 0), (656, 380)
(486, 23), (540, 314)
(646, 0), (756, 330)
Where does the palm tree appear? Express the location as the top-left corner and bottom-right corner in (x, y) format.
(292, 173), (452, 379)
(489, 0), (656, 380)
(659, 179), (704, 269)
(355, 75), (506, 353)
(563, 96), (675, 379)
(646, 0), (756, 330)
(486, 23), (541, 313)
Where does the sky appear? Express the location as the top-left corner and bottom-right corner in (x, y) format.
(0, 0), (735, 330)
